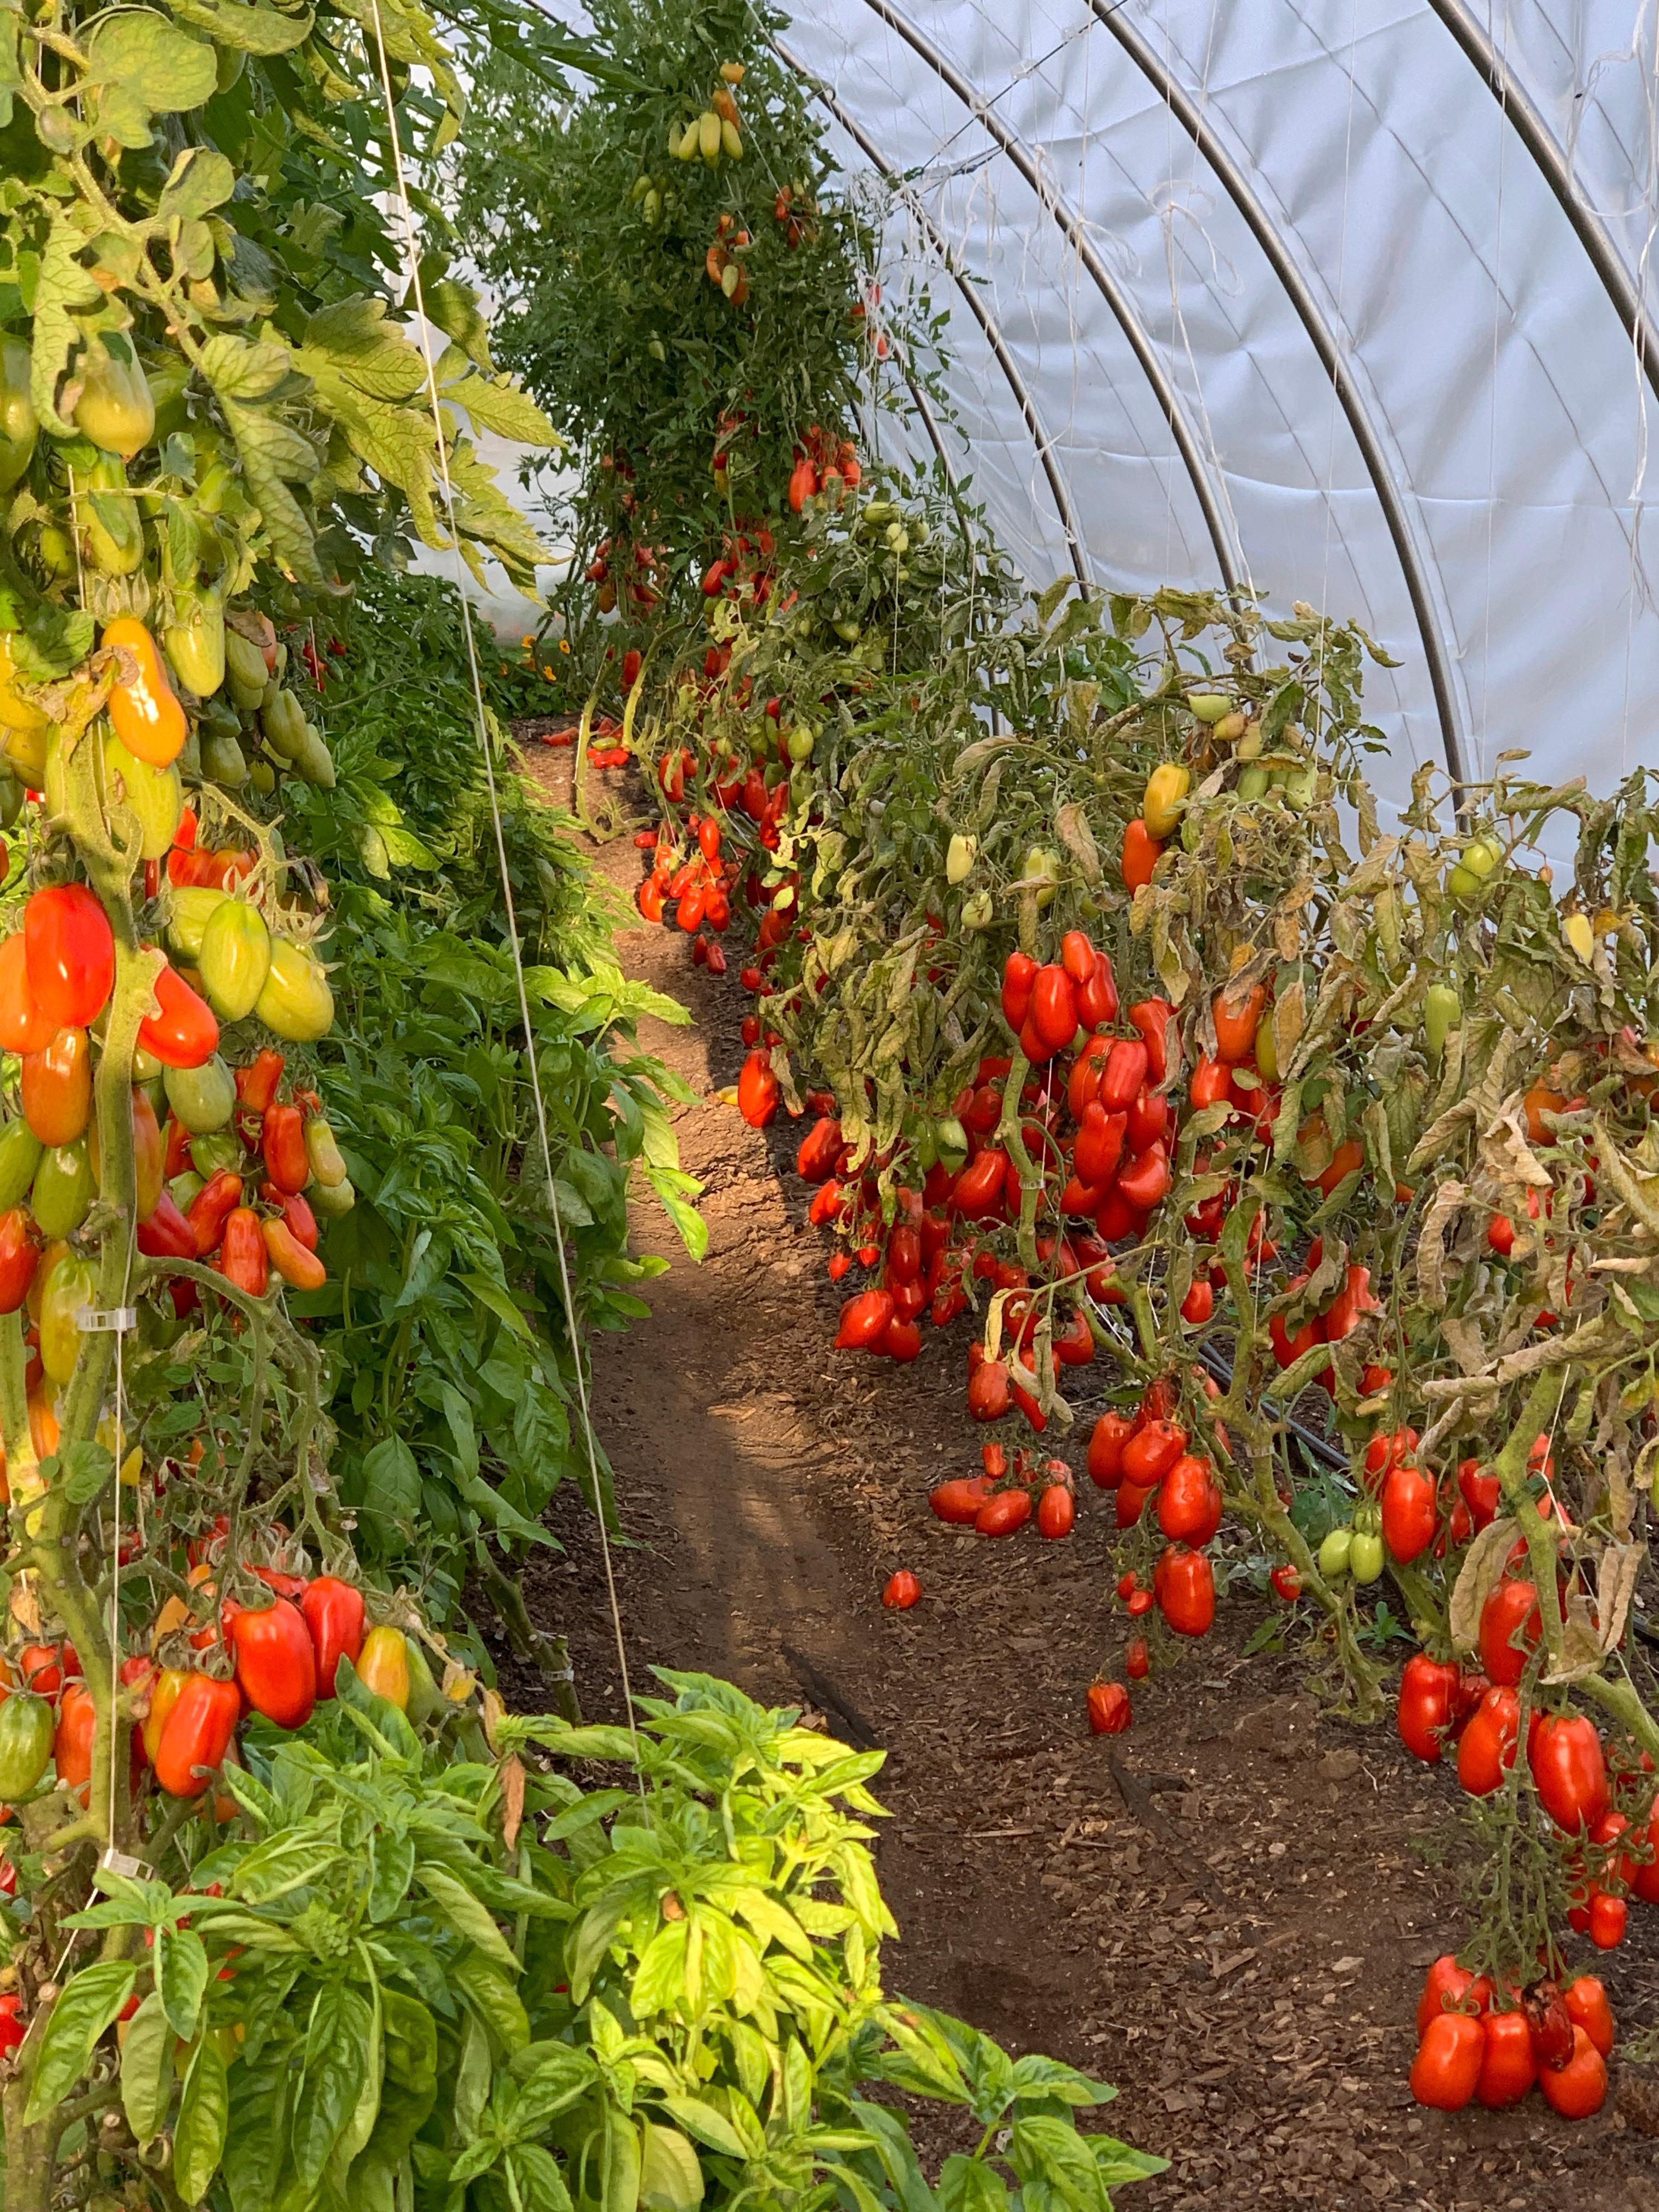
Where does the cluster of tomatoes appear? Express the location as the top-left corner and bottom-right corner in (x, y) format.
(787, 424), (862, 514)
(0, 1558), (417, 1864)
(1412, 1960), (1615, 2118)
(926, 1441), (1077, 1540)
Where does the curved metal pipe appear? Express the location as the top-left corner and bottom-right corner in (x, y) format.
(846, 0), (1248, 600)
(777, 40), (1090, 583)
(1426, 0), (1659, 410)
(1086, 0), (1471, 788)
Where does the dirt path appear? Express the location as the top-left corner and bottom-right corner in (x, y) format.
(503, 746), (1659, 2212)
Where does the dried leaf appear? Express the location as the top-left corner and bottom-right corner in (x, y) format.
(1417, 1180), (1468, 1311)
(1053, 800), (1101, 887)
(1449, 1516), (1518, 1655)
(500, 1755), (526, 1853)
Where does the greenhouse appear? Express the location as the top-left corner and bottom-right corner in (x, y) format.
(0, 0), (1654, 2205)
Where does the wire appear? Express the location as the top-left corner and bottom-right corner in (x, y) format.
(366, 0), (642, 1769)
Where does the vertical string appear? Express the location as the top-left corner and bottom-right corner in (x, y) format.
(1477, 0), (1513, 786)
(365, 2), (641, 1766)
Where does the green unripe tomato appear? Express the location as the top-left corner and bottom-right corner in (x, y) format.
(189, 1130), (241, 1180)
(1350, 1531), (1385, 1584)
(1237, 764), (1269, 802)
(0, 1119), (43, 1211)
(164, 1054), (236, 1134)
(945, 832), (977, 885)
(1188, 691), (1231, 724)
(786, 724), (815, 763)
(961, 888), (992, 930)
(104, 733), (183, 860)
(198, 898), (272, 1023)
(31, 1138), (95, 1239)
(1317, 1526), (1352, 1579)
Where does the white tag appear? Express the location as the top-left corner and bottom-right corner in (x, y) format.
(80, 1308), (138, 1333)
(99, 1848), (149, 1879)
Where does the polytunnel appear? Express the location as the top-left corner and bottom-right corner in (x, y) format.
(761, 2), (1659, 819)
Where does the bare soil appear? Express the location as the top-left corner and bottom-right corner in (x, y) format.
(499, 740), (1659, 2212)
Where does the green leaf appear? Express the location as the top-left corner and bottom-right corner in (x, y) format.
(120, 1991), (174, 2146)
(165, 0), (315, 52)
(58, 1437), (113, 1504)
(603, 2104), (642, 2212)
(157, 1923), (211, 2041)
(458, 1270), (533, 1340)
(938, 2157), (1010, 2212)
(87, 12), (217, 114)
(658, 2095), (746, 2160)
(159, 146), (237, 220)
(176, 2034), (230, 2203)
(639, 2121), (704, 2212)
(361, 1434), (421, 1526)
(454, 1951), (531, 2050)
(29, 208), (102, 438)
(1092, 2139), (1169, 2188)
(25, 1960), (138, 2123)
(414, 1861), (520, 1974)
(294, 1979), (372, 2187)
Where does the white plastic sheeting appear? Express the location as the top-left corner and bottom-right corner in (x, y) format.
(780, 1), (1659, 814)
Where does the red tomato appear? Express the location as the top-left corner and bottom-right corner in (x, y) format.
(53, 1683), (97, 1799)
(1457, 1456), (1501, 1530)
(1478, 1578), (1543, 1687)
(929, 1476), (995, 1525)
(1156, 1455), (1221, 1544)
(24, 885), (114, 1029)
(1086, 1410), (1133, 1488)
(1415, 1955), (1492, 2039)
(1086, 1680), (1132, 1735)
(300, 1576), (365, 1700)
(736, 1049), (778, 1128)
(1380, 1463), (1437, 1564)
(1396, 1654), (1458, 1764)
(1125, 1636), (1149, 1680)
(966, 1357), (1011, 1421)
(1028, 966), (1078, 1057)
(1115, 1481), (1154, 1531)
(1096, 1039), (1149, 1115)
(1457, 1686), (1520, 1796)
(153, 1672), (240, 1798)
(1212, 981), (1266, 1065)
(0, 1208), (39, 1315)
(1475, 2010), (1536, 2108)
(1120, 1420), (1186, 1486)
(1528, 1713), (1610, 1833)
(882, 1317), (922, 1362)
(1563, 1976), (1615, 2058)
(1410, 2014), (1485, 2111)
(1120, 819), (1161, 892)
(0, 932), (55, 1054)
(1036, 1484), (1074, 1539)
(228, 1598), (317, 1729)
(1269, 1563), (1301, 1602)
(834, 1291), (894, 1350)
(796, 1118), (843, 1183)
(975, 1489), (1031, 1537)
(261, 1102), (309, 1194)
(1180, 1278), (1214, 1325)
(882, 1570), (921, 1611)
(1116, 1143), (1170, 1214)
(1000, 951), (1037, 1031)
(1588, 1892), (1627, 1950)
(0, 1994), (21, 2058)
(217, 1205), (269, 1296)
(1059, 932), (1096, 986)
(1537, 2026), (1607, 2118)
(138, 964), (219, 1069)
(1156, 1545), (1215, 1637)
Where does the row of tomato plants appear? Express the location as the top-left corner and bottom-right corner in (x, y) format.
(606, 453), (1659, 2118)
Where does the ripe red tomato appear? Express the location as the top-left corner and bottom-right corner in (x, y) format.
(138, 964), (218, 1069)
(1086, 1680), (1131, 1735)
(975, 1489), (1031, 1537)
(1036, 1484), (1074, 1540)
(1269, 1562), (1301, 1602)
(1588, 1892), (1627, 1950)
(1028, 966), (1077, 1057)
(882, 1316), (922, 1362)
(929, 1476), (995, 1525)
(1156, 1545), (1215, 1637)
(1086, 1410), (1133, 1488)
(218, 1205), (268, 1295)
(882, 1570), (922, 1611)
(1474, 2010), (1536, 2108)
(53, 1683), (97, 1799)
(1212, 980), (1266, 1064)
(1121, 1419), (1186, 1487)
(834, 1290), (894, 1350)
(1125, 1636), (1149, 1680)
(1537, 2025), (1606, 2118)
(1416, 1955), (1492, 2038)
(1528, 1713), (1610, 1833)
(1457, 1686), (1520, 1796)
(1396, 1654), (1459, 1764)
(966, 1356), (1011, 1421)
(1115, 1142), (1170, 1214)
(228, 1597), (317, 1729)
(1119, 819), (1160, 893)
(0, 1207), (40, 1315)
(1380, 1463), (1437, 1564)
(1115, 1480), (1153, 1530)
(951, 1148), (1008, 1220)
(1478, 1577), (1543, 1686)
(1156, 1455), (1221, 1545)
(736, 1049), (778, 1128)
(0, 1993), (23, 2058)
(1409, 2013), (1484, 2111)
(0, 932), (56, 1054)
(300, 1576), (365, 1700)
(24, 885), (114, 1029)
(1000, 951), (1036, 1031)
(1563, 1976), (1615, 2058)
(1180, 1278), (1215, 1325)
